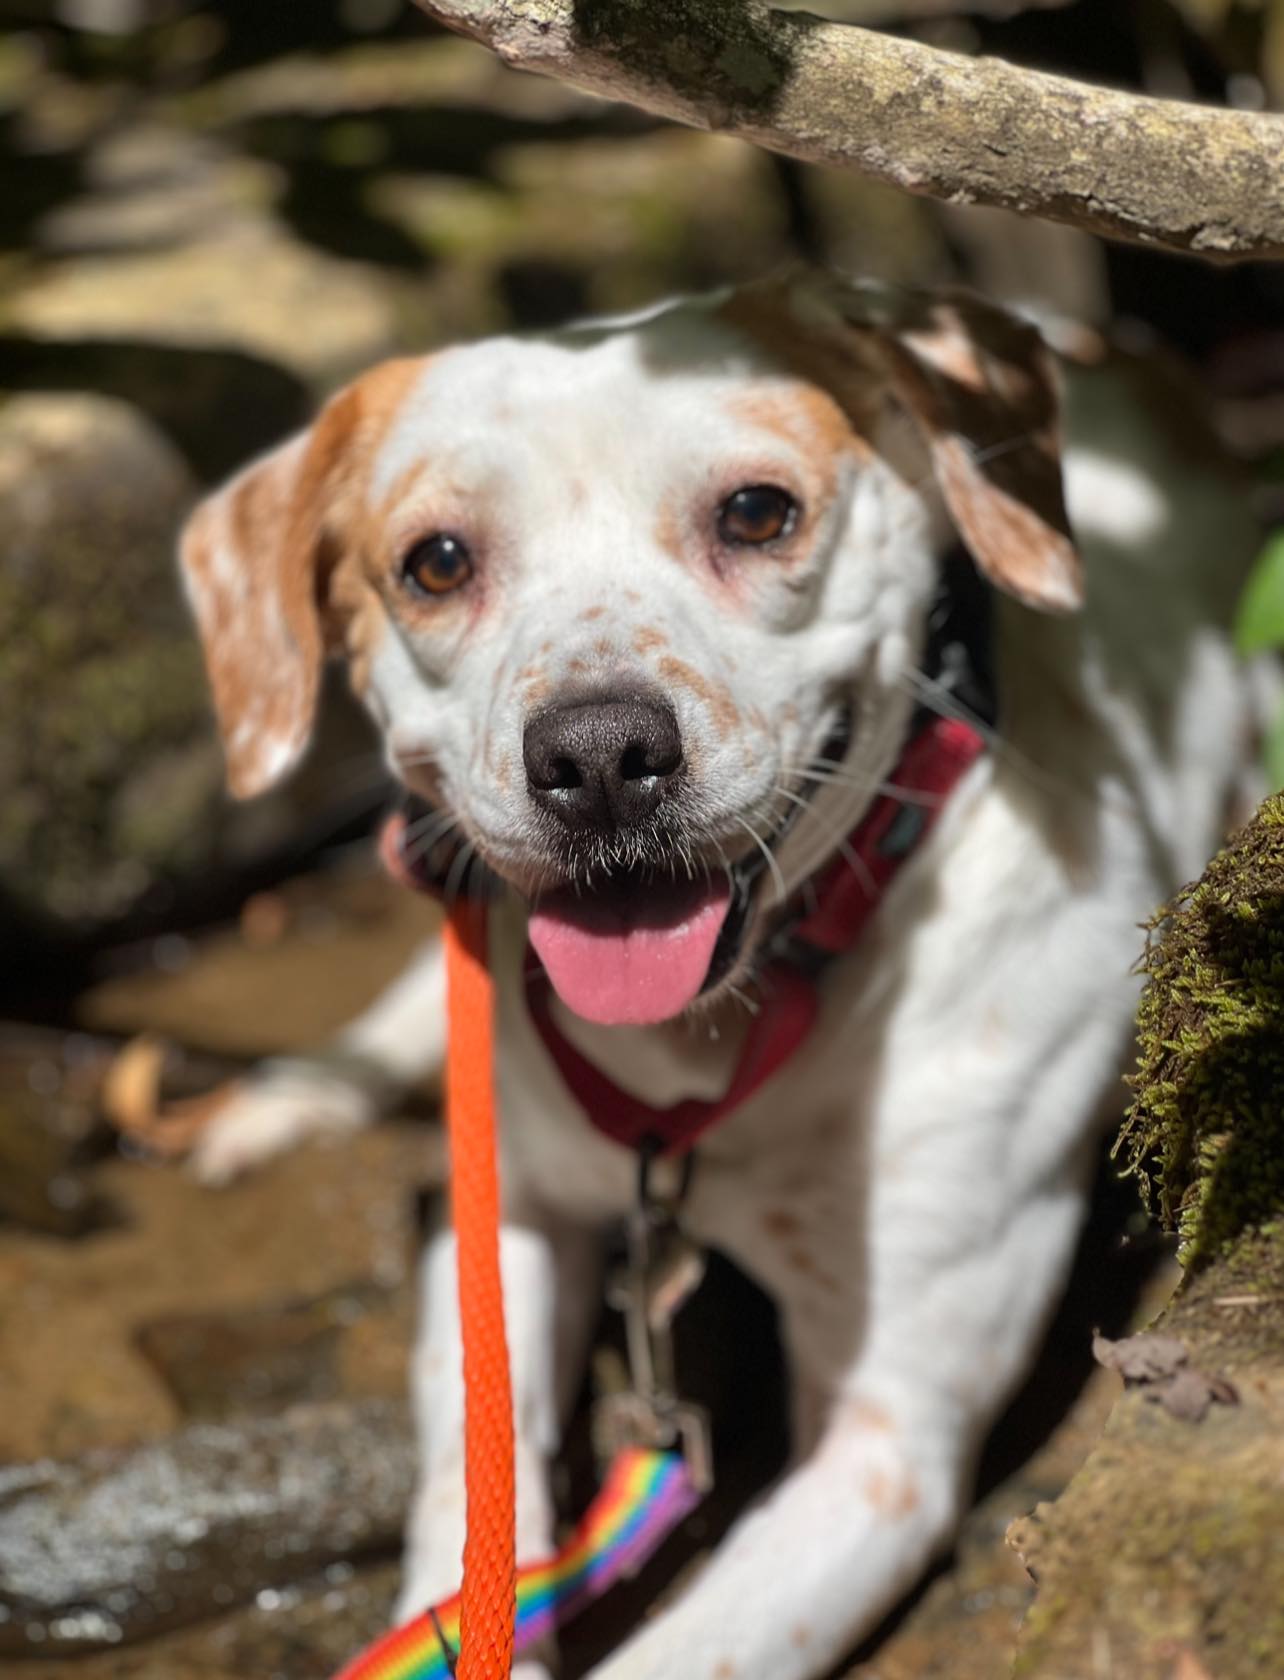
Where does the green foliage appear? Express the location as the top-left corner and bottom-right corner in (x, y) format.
(1119, 793), (1284, 1268)
(1234, 531), (1284, 657)
(1265, 699), (1284, 795)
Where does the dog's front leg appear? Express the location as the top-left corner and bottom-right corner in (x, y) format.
(587, 1373), (962, 1680)
(589, 1138), (1092, 1680)
(192, 937), (447, 1184)
(397, 1212), (601, 1676)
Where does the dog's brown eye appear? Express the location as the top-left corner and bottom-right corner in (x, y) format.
(717, 485), (798, 546)
(402, 533), (473, 597)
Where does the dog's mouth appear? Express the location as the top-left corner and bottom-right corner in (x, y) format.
(386, 706), (851, 1026)
(528, 869), (734, 1026)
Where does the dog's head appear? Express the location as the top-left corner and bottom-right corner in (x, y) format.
(181, 269), (1079, 1026)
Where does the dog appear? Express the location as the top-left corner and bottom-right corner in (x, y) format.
(177, 269), (1259, 1680)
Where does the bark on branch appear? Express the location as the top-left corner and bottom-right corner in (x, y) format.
(411, 0), (1284, 262)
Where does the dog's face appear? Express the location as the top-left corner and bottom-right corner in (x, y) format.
(182, 271), (1080, 1026)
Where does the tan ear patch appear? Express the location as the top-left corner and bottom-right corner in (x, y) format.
(722, 271), (1083, 614)
(929, 432), (1081, 612)
(181, 433), (324, 799)
(180, 356), (426, 798)
(874, 294), (1081, 611)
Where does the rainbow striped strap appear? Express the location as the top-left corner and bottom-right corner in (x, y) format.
(332, 1449), (701, 1680)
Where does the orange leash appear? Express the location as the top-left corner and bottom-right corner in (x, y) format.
(443, 900), (516, 1680)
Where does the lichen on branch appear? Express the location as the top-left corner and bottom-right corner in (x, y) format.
(412, 0), (1284, 261)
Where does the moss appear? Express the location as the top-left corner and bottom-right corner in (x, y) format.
(1016, 1439), (1284, 1676)
(1011, 1220), (1284, 1680)
(1118, 793), (1284, 1268)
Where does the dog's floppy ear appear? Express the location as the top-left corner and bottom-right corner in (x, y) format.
(179, 386), (362, 798)
(729, 271), (1083, 613)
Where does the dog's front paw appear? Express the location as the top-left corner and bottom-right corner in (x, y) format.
(190, 1065), (374, 1186)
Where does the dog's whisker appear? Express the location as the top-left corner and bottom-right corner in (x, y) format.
(734, 815), (788, 907)
(441, 837), (479, 906)
(897, 667), (1089, 806)
(402, 808), (460, 852)
(400, 803), (458, 845)
(966, 429), (1038, 469)
(402, 813), (463, 868)
(774, 784), (874, 897)
(793, 766), (944, 809)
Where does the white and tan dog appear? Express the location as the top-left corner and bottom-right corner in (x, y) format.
(178, 270), (1258, 1680)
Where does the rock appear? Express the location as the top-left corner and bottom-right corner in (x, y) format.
(171, 36), (600, 127)
(0, 334), (310, 481)
(1010, 1226), (1284, 1679)
(0, 392), (388, 941)
(6, 216), (410, 393)
(0, 392), (215, 929)
(0, 1026), (115, 1236)
(0, 1557), (402, 1680)
(1012, 793), (1284, 1676)
(36, 125), (278, 257)
(134, 1282), (390, 1419)
(1119, 791), (1284, 1268)
(0, 1397), (414, 1656)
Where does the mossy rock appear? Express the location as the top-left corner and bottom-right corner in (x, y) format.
(1118, 792), (1284, 1268)
(1010, 1224), (1284, 1680)
(0, 391), (221, 927)
(1012, 800), (1284, 1678)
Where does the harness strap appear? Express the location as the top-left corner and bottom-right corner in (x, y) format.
(332, 1448), (700, 1680)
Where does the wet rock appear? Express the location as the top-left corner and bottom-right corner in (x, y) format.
(0, 1558), (401, 1680)
(135, 1282), (390, 1419)
(0, 1115), (425, 1464)
(0, 1396), (414, 1656)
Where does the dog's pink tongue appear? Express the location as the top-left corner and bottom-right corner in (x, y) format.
(529, 877), (731, 1026)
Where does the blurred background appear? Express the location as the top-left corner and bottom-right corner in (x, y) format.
(0, 3), (1281, 1677)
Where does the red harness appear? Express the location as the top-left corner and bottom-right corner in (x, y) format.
(383, 713), (984, 1159)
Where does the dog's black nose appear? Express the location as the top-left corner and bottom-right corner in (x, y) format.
(523, 694), (684, 831)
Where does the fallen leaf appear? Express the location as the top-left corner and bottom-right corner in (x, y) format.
(1092, 1331), (1189, 1382)
(100, 1035), (241, 1157)
(1153, 1366), (1237, 1423)
(101, 1033), (167, 1134)
(1094, 1331), (1238, 1423)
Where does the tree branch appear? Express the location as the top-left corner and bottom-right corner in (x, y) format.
(777, 1), (1072, 20)
(410, 0), (1284, 262)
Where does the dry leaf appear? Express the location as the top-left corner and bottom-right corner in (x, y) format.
(1093, 1331), (1238, 1423)
(1092, 1331), (1189, 1382)
(101, 1035), (240, 1157)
